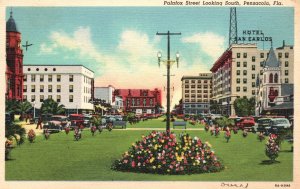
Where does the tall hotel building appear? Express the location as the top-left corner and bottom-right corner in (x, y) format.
(210, 42), (293, 115)
(23, 65), (94, 114)
(181, 73), (212, 115)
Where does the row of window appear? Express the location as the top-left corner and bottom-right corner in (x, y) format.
(184, 94), (209, 98)
(184, 99), (209, 103)
(24, 74), (74, 82)
(184, 80), (211, 84)
(23, 85), (75, 93)
(24, 95), (92, 103)
(125, 98), (154, 107)
(184, 85), (211, 89)
(184, 90), (210, 93)
(236, 52), (289, 59)
(27, 67), (57, 72)
(184, 104), (209, 108)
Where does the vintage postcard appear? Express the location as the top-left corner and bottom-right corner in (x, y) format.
(1, 0), (299, 189)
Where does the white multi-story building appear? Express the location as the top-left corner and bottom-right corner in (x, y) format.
(94, 85), (115, 104)
(181, 73), (212, 115)
(210, 41), (293, 115)
(23, 65), (94, 114)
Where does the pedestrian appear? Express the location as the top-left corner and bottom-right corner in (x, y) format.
(36, 116), (43, 129)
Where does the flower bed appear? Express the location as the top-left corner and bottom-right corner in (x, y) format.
(112, 131), (224, 175)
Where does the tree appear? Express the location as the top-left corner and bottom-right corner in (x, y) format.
(16, 100), (32, 120)
(233, 97), (255, 116)
(5, 122), (26, 160)
(41, 99), (66, 115)
(209, 100), (220, 114)
(215, 117), (234, 128)
(5, 99), (19, 117)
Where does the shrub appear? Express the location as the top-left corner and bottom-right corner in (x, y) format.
(112, 131), (224, 175)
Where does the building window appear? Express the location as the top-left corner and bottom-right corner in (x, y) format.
(48, 85), (52, 92)
(237, 62), (240, 67)
(197, 80), (201, 83)
(57, 95), (61, 103)
(23, 75), (27, 82)
(269, 73), (273, 83)
(243, 87), (247, 92)
(40, 95), (44, 102)
(191, 80), (195, 83)
(274, 73), (278, 83)
(191, 90), (195, 93)
(31, 75), (36, 82)
(243, 53), (247, 58)
(31, 85), (35, 92)
(69, 95), (73, 102)
(243, 70), (247, 76)
(260, 53), (264, 58)
(285, 78), (289, 83)
(57, 75), (61, 82)
(197, 85), (202, 89)
(252, 56), (256, 62)
(285, 70), (289, 76)
(251, 74), (255, 79)
(252, 82), (255, 87)
(69, 75), (74, 82)
(185, 85), (189, 88)
(69, 85), (73, 92)
(285, 52), (289, 58)
(185, 90), (189, 93)
(285, 61), (289, 67)
(185, 80), (189, 83)
(40, 75), (44, 82)
(132, 99), (135, 106)
(197, 90), (201, 93)
(237, 70), (240, 75)
(243, 62), (247, 67)
(57, 85), (61, 92)
(252, 90), (255, 95)
(48, 95), (52, 99)
(191, 85), (195, 88)
(278, 53), (282, 58)
(252, 65), (255, 71)
(23, 85), (27, 92)
(237, 78), (240, 83)
(236, 87), (240, 92)
(243, 78), (247, 84)
(23, 95), (27, 100)
(48, 75), (52, 82)
(185, 94), (189, 98)
(143, 99), (146, 106)
(137, 99), (140, 106)
(237, 53), (240, 58)
(40, 85), (44, 92)
(31, 95), (35, 102)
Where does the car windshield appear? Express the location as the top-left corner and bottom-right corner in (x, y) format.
(258, 119), (271, 124)
(51, 117), (62, 121)
(69, 116), (83, 121)
(273, 119), (289, 125)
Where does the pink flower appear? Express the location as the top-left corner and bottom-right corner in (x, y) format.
(131, 161), (136, 167)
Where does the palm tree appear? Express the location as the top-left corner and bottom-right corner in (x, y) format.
(16, 100), (32, 121)
(5, 99), (19, 119)
(41, 99), (66, 115)
(5, 122), (26, 160)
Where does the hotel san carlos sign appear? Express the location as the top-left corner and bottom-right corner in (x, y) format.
(237, 30), (272, 42)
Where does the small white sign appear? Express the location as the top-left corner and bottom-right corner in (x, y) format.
(146, 109), (152, 114)
(136, 109), (142, 115)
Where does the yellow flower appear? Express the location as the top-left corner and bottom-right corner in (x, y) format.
(132, 143), (135, 146)
(193, 163), (196, 166)
(167, 169), (170, 172)
(154, 144), (158, 150)
(150, 157), (155, 163)
(176, 147), (179, 150)
(158, 165), (161, 168)
(152, 166), (156, 169)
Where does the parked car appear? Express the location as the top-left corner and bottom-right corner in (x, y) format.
(252, 118), (272, 132)
(237, 117), (255, 130)
(268, 118), (291, 134)
(83, 114), (92, 127)
(49, 115), (69, 129)
(43, 122), (61, 133)
(69, 114), (84, 129)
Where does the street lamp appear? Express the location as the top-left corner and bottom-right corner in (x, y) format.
(156, 31), (181, 133)
(32, 101), (36, 118)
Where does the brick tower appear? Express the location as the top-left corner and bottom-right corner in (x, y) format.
(6, 10), (24, 101)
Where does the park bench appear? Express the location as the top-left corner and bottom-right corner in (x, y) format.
(112, 121), (127, 129)
(173, 121), (187, 129)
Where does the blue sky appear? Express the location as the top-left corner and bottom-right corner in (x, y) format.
(7, 7), (294, 107)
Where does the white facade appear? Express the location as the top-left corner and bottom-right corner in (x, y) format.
(94, 85), (115, 104)
(23, 65), (94, 113)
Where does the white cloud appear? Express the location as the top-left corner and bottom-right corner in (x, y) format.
(182, 32), (226, 62)
(39, 27), (215, 108)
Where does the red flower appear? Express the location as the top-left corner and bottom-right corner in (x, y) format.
(131, 161), (136, 168)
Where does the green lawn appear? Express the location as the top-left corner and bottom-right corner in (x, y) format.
(6, 128), (293, 181)
(126, 117), (203, 128)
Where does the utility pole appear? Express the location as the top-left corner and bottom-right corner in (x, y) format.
(156, 31), (181, 133)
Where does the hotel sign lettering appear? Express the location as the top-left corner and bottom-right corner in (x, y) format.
(236, 30), (272, 42)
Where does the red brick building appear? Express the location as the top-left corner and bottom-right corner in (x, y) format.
(6, 10), (24, 101)
(113, 88), (162, 114)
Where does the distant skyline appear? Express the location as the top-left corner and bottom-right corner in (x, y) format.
(7, 7), (294, 108)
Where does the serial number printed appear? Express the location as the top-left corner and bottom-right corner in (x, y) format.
(275, 184), (291, 187)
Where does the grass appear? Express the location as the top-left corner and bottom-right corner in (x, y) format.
(5, 126), (293, 181)
(126, 116), (203, 128)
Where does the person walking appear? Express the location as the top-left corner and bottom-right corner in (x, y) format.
(36, 116), (43, 129)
